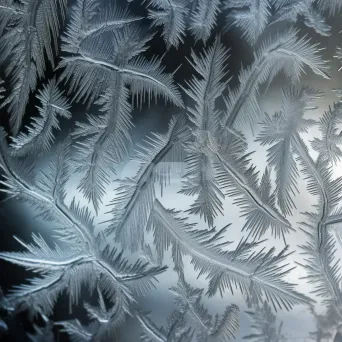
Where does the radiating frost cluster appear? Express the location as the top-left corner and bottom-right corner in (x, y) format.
(0, 0), (342, 341)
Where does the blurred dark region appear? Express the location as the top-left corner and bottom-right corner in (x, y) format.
(0, 309), (53, 341)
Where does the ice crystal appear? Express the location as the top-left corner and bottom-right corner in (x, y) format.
(0, 0), (342, 341)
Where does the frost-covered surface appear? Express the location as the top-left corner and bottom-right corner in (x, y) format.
(0, 0), (342, 341)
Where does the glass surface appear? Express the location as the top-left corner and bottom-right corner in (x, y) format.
(0, 1), (342, 341)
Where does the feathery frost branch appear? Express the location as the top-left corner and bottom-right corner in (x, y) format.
(181, 36), (292, 239)
(147, 199), (313, 311)
(260, 87), (342, 318)
(223, 28), (330, 130)
(9, 79), (71, 157)
(0, 0), (68, 134)
(59, 10), (183, 211)
(170, 274), (239, 341)
(107, 114), (187, 251)
(243, 301), (286, 341)
(0, 129), (167, 321)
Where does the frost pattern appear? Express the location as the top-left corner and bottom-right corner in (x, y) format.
(243, 301), (286, 341)
(0, 0), (341, 341)
(0, 0), (68, 134)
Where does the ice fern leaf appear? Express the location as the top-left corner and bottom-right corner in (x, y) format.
(274, 0), (331, 37)
(188, 0), (221, 42)
(215, 134), (293, 241)
(72, 84), (132, 213)
(58, 286), (127, 341)
(9, 79), (71, 157)
(298, 211), (342, 317)
(146, 0), (222, 45)
(259, 88), (342, 317)
(180, 36), (229, 227)
(169, 39), (293, 240)
(222, 28), (329, 130)
(0, 128), (167, 320)
(170, 275), (239, 341)
(146, 0), (189, 49)
(243, 301), (286, 341)
(0, 0), (24, 37)
(0, 233), (167, 319)
(225, 0), (271, 45)
(62, 0), (142, 58)
(60, 16), (183, 211)
(311, 102), (342, 165)
(60, 20), (183, 107)
(257, 87), (320, 216)
(106, 114), (188, 251)
(147, 199), (313, 311)
(0, 79), (4, 102)
(317, 0), (342, 15)
(0, 0), (68, 135)
(137, 309), (194, 342)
